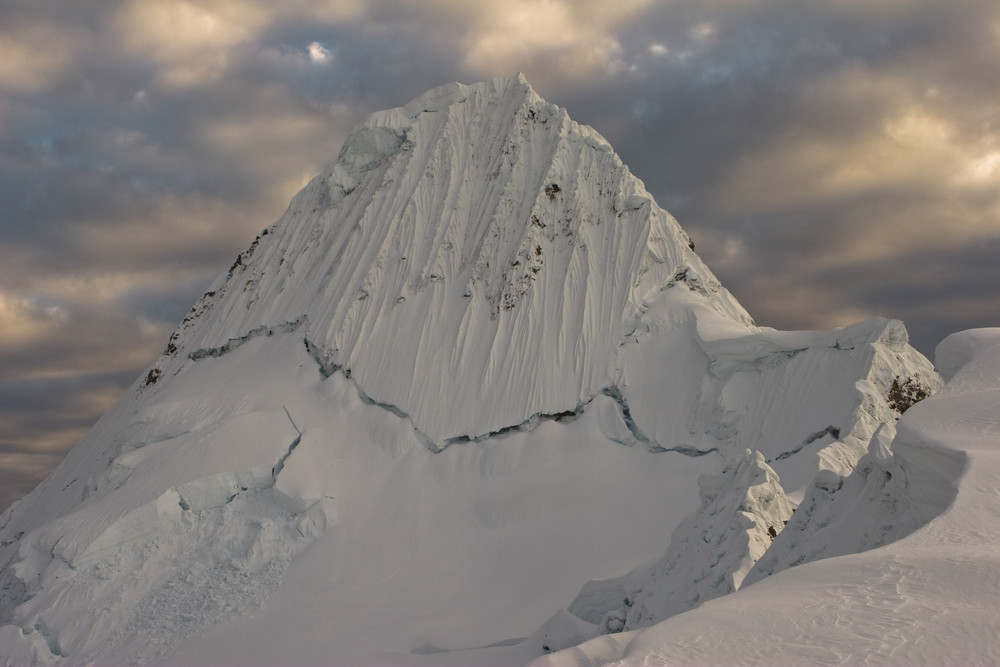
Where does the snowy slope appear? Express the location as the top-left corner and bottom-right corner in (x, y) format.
(567, 449), (794, 638)
(530, 329), (999, 667)
(153, 73), (752, 447)
(0, 77), (943, 666)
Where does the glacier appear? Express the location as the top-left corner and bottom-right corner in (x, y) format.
(1, 75), (993, 666)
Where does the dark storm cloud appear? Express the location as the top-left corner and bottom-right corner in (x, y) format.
(1, 0), (998, 510)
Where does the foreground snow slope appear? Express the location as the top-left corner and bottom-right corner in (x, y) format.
(531, 329), (1000, 667)
(0, 77), (940, 666)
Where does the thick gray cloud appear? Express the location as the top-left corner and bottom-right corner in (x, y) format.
(1, 0), (998, 511)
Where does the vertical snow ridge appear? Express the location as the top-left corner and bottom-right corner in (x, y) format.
(150, 76), (750, 445)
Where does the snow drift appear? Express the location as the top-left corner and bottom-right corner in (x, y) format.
(0, 76), (960, 667)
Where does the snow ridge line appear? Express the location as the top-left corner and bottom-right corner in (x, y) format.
(302, 337), (438, 450)
(303, 337), (715, 456)
(271, 407), (304, 480)
(599, 386), (718, 456)
(439, 410), (583, 449)
(187, 317), (308, 361)
(769, 425), (842, 463)
(600, 386), (651, 444)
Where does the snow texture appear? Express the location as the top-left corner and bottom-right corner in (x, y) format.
(0, 76), (966, 667)
(530, 329), (999, 667)
(563, 448), (794, 640)
(159, 74), (753, 449)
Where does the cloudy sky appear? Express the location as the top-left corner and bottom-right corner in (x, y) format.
(2, 0), (998, 511)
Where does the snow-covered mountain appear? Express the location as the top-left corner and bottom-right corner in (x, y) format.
(1, 75), (983, 667)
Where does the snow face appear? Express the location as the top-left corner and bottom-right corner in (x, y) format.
(0, 77), (952, 666)
(150, 74), (752, 447)
(531, 330), (1000, 667)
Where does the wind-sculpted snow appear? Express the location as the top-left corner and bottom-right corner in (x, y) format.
(554, 449), (793, 645)
(0, 77), (957, 666)
(741, 422), (959, 587)
(620, 311), (938, 495)
(530, 331), (997, 667)
(154, 74), (751, 445)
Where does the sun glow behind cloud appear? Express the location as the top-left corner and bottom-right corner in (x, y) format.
(308, 41), (332, 63)
(459, 0), (654, 84)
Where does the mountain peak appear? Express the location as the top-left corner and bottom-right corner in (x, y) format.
(350, 75), (541, 138)
(154, 76), (752, 446)
(401, 74), (537, 118)
(0, 78), (945, 667)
